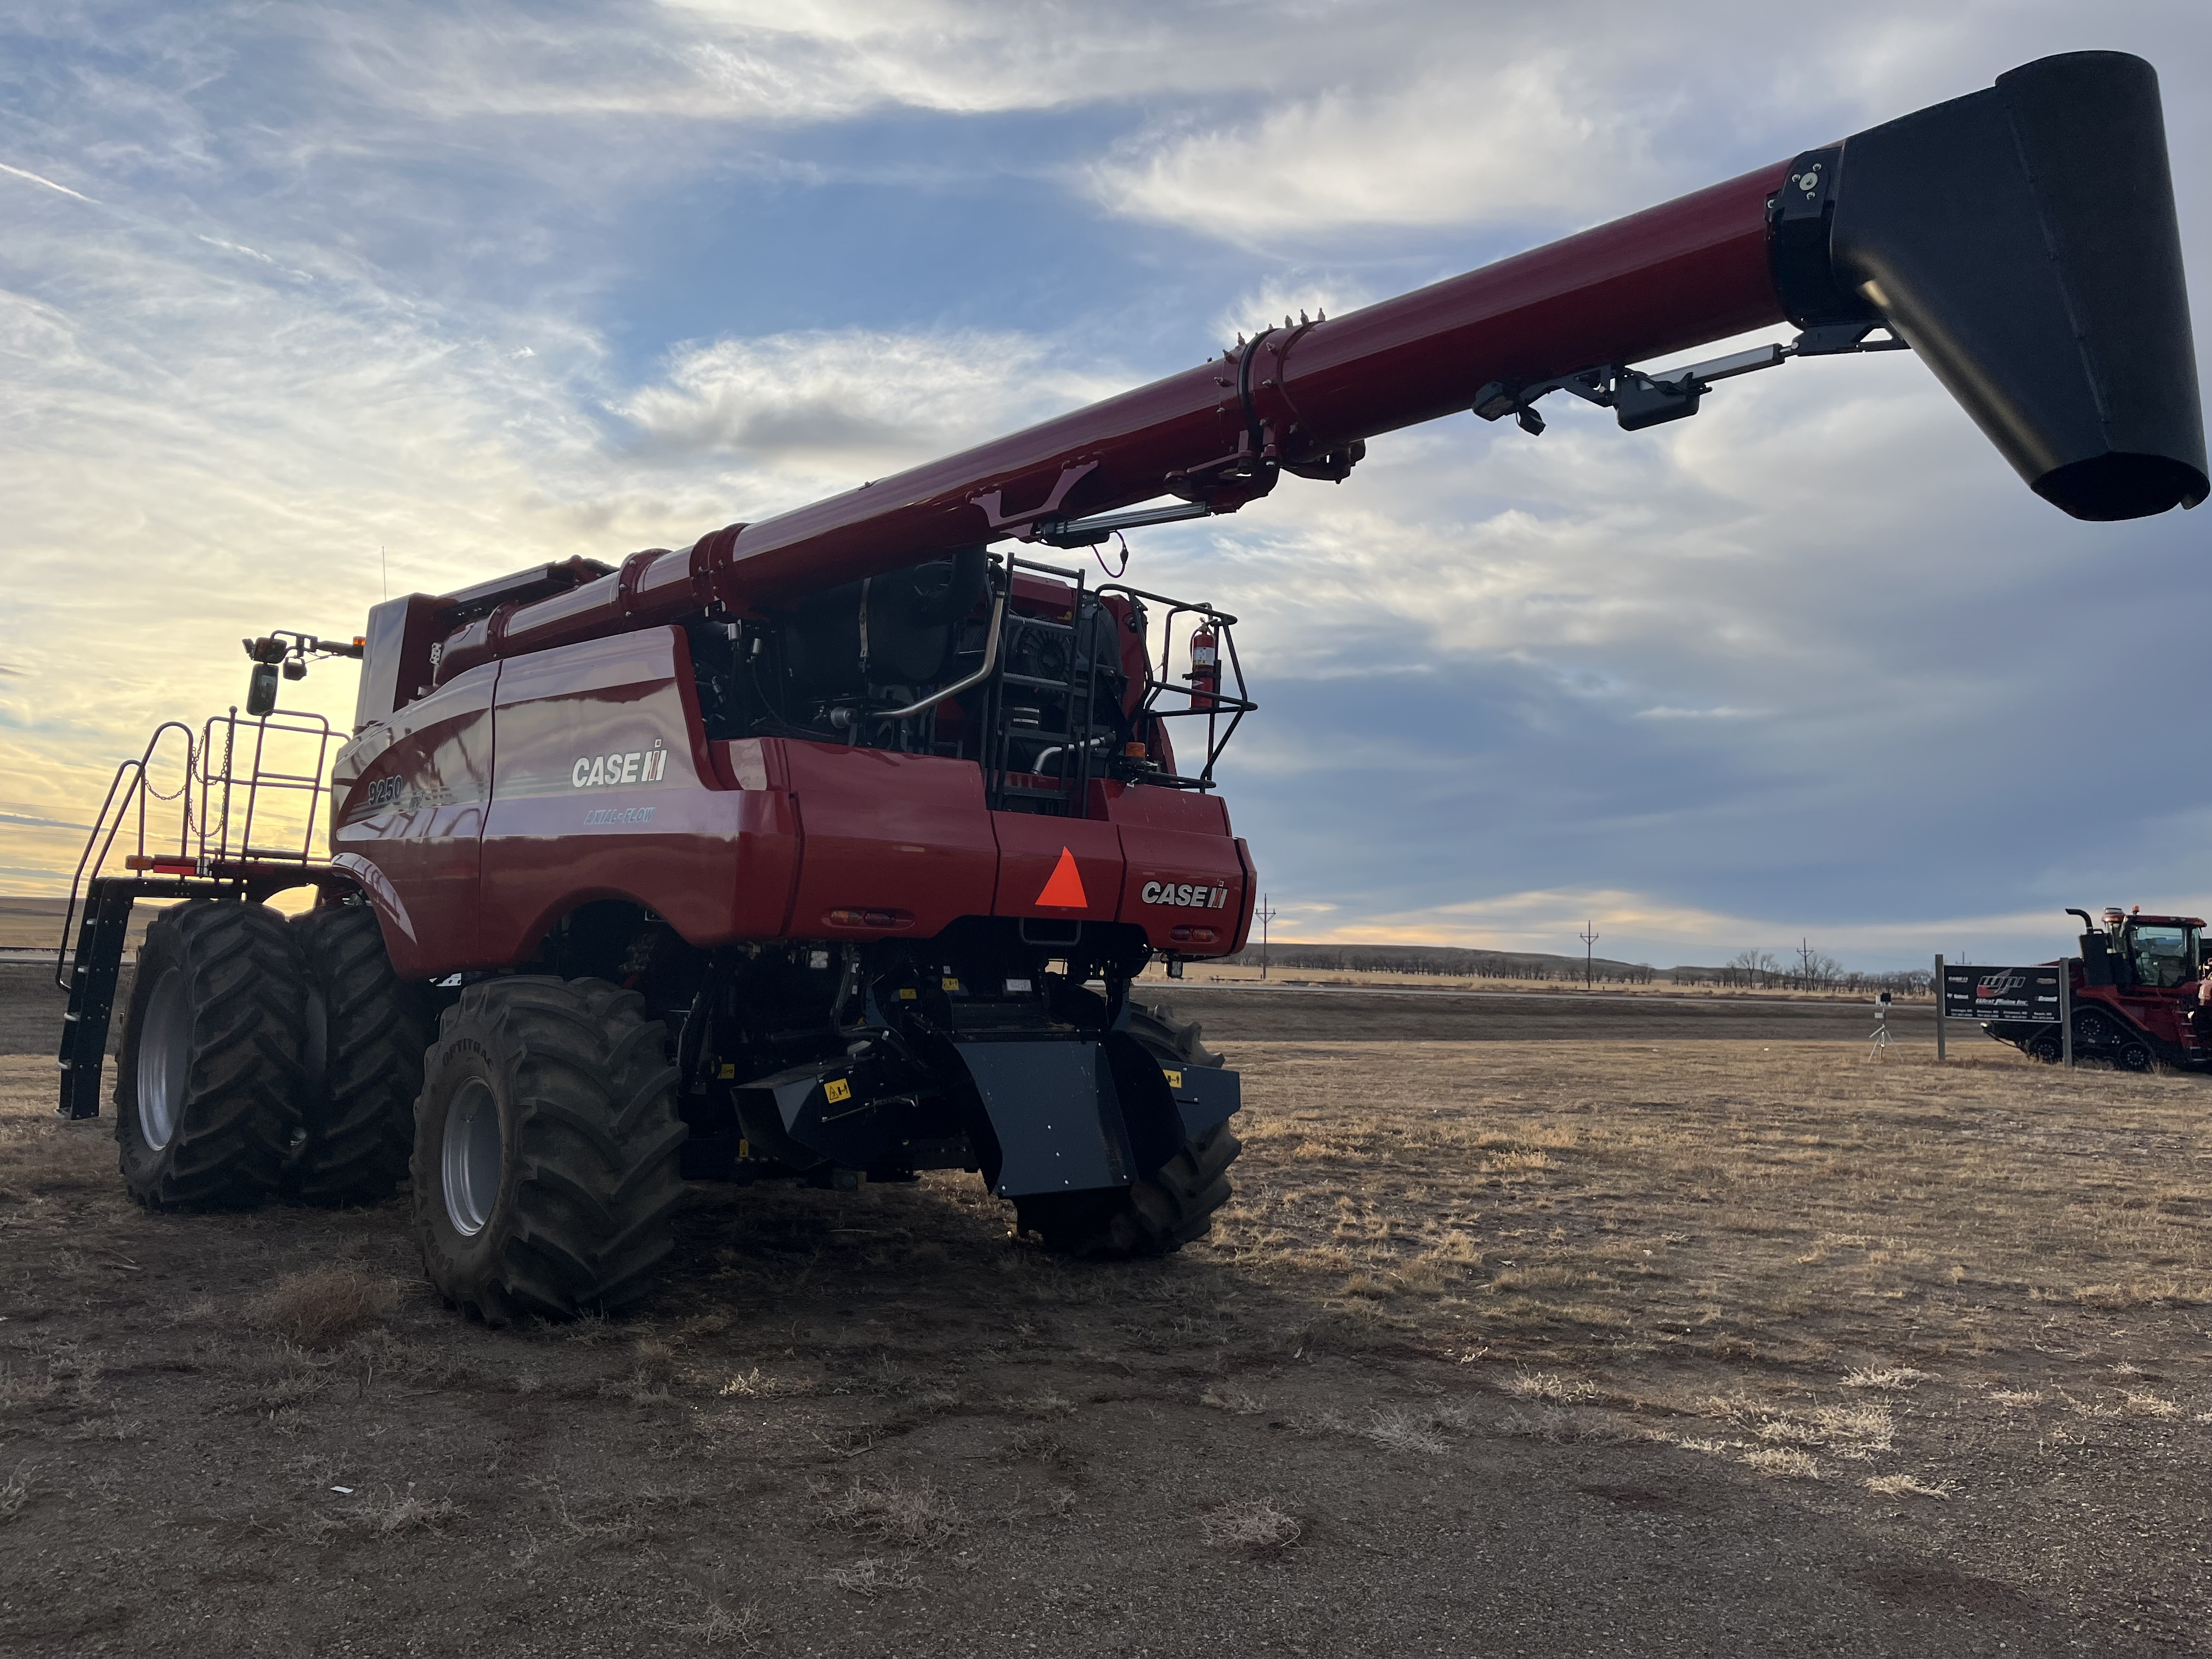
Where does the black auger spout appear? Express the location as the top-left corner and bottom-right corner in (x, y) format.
(1774, 49), (2207, 522)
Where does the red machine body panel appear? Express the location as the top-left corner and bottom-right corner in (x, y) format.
(707, 739), (806, 937)
(990, 813), (1125, 923)
(781, 741), (998, 938)
(333, 651), (1257, 973)
(330, 662), (496, 979)
(1092, 783), (1251, 951)
(1114, 826), (1245, 948)
(478, 628), (770, 967)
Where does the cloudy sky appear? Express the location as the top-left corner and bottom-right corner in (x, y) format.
(2, 1), (2207, 969)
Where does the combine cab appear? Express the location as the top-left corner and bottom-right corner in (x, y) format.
(1986, 908), (2209, 1071)
(52, 51), (2207, 1321)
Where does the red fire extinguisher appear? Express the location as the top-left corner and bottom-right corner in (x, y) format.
(1186, 624), (1220, 713)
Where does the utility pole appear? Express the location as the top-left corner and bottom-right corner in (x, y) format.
(1258, 893), (1278, 980)
(1580, 920), (1600, 989)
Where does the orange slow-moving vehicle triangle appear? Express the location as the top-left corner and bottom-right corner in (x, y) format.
(1035, 846), (1089, 909)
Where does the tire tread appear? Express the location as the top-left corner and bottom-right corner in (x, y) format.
(414, 976), (685, 1323)
(287, 905), (431, 1206)
(115, 901), (304, 1211)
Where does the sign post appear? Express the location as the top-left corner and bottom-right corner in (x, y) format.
(1934, 953), (1946, 1061)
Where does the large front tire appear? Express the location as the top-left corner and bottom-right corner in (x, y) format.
(411, 977), (686, 1324)
(114, 900), (305, 1211)
(287, 904), (432, 1206)
(1015, 1000), (1242, 1259)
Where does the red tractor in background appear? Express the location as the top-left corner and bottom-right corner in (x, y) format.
(1985, 907), (2210, 1071)
(55, 52), (2208, 1323)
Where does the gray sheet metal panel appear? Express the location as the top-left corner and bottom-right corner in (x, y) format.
(1164, 1065), (1239, 1139)
(956, 1040), (1132, 1197)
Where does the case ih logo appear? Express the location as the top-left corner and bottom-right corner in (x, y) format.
(571, 744), (670, 788)
(1141, 881), (1229, 910)
(1976, 970), (2027, 998)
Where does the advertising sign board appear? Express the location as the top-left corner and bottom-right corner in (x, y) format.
(1940, 964), (2064, 1024)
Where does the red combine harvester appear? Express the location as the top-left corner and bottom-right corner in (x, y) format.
(56, 53), (2206, 1321)
(1985, 907), (2209, 1070)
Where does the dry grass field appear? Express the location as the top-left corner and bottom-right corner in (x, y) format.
(0, 1014), (2205, 1654)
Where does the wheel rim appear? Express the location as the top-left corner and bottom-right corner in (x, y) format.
(136, 967), (190, 1151)
(441, 1079), (504, 1237)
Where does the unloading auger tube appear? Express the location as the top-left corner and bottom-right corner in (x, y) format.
(53, 51), (2204, 1321)
(399, 47), (2204, 703)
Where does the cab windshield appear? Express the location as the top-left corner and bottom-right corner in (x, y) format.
(2128, 924), (2196, 989)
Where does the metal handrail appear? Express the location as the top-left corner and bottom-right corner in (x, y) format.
(979, 552), (1114, 812)
(52, 708), (338, 984)
(1096, 583), (1256, 788)
(198, 709), (336, 867)
(53, 723), (196, 988)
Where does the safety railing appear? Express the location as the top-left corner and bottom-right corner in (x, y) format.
(53, 708), (337, 985)
(1098, 583), (1256, 789)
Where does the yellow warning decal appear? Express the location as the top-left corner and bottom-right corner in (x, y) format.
(898, 987), (918, 1000)
(1164, 1069), (1184, 1090)
(942, 977), (961, 991)
(718, 1062), (736, 1079)
(825, 1078), (853, 1103)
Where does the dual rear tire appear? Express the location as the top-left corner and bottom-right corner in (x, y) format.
(116, 899), (428, 1210)
(114, 915), (689, 1323)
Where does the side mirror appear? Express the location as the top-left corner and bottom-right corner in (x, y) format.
(246, 661), (280, 716)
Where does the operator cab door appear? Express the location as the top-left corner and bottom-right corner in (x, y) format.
(2117, 921), (2196, 1032)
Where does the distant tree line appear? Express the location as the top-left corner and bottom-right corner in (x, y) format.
(1223, 939), (1928, 995)
(1222, 944), (1658, 984)
(1681, 943), (1929, 995)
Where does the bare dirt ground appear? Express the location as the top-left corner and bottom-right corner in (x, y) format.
(1, 973), (2207, 1656)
